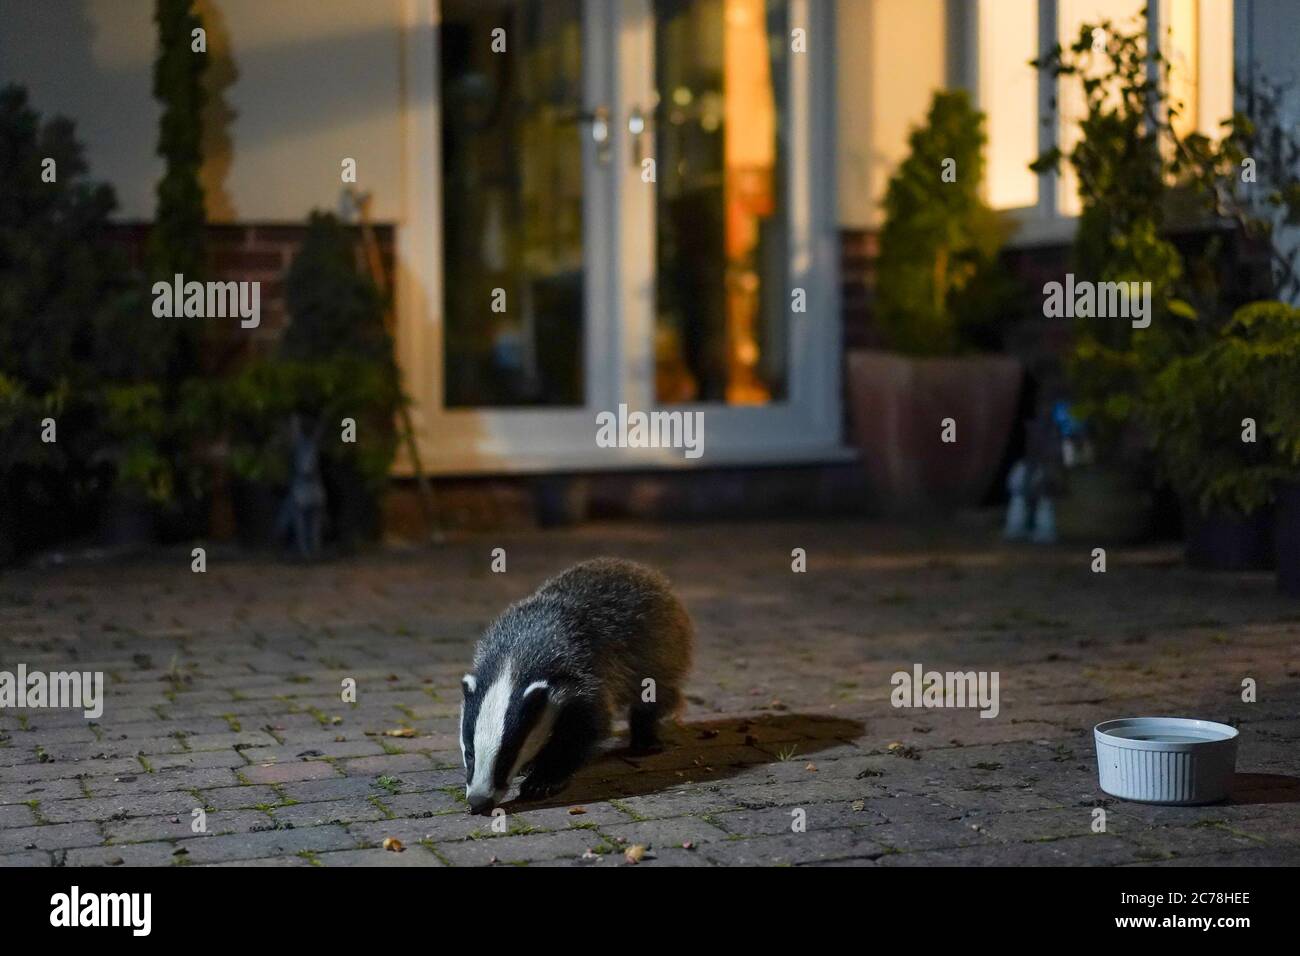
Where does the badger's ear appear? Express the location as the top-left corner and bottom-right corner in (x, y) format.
(521, 680), (550, 704)
(517, 680), (552, 724)
(461, 674), (477, 696)
(524, 677), (578, 707)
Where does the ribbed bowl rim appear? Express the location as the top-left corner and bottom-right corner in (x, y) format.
(1094, 716), (1238, 753)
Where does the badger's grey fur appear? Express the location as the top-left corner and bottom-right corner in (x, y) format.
(460, 558), (693, 813)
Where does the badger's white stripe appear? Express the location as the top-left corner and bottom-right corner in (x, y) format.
(468, 660), (513, 798)
(459, 675), (475, 769)
(523, 680), (548, 697)
(458, 701), (467, 768)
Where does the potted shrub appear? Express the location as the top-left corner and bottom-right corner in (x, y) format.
(1142, 303), (1296, 570)
(1030, 15), (1192, 542)
(223, 213), (403, 550)
(94, 384), (171, 547)
(1239, 302), (1300, 593)
(847, 90), (1024, 513)
(0, 377), (71, 564)
(1032, 13), (1300, 548)
(280, 212), (402, 546)
(0, 86), (141, 561)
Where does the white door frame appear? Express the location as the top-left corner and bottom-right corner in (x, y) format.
(395, 0), (843, 476)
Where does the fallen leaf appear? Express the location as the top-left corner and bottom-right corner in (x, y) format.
(384, 728), (417, 738)
(851, 800), (866, 812)
(568, 806), (587, 816)
(581, 849), (599, 860)
(681, 841), (695, 850)
(804, 762), (817, 772)
(382, 837), (405, 852)
(624, 844), (647, 864)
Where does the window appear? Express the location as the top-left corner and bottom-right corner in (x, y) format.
(977, 0), (1039, 210)
(977, 0), (1234, 220)
(1056, 0), (1146, 215)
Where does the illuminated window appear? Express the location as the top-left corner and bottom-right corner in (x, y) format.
(1056, 0), (1147, 215)
(1161, 0), (1235, 141)
(977, 0), (1039, 210)
(976, 0), (1234, 218)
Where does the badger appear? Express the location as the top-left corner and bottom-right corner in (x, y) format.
(459, 557), (693, 814)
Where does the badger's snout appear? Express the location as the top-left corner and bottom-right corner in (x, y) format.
(466, 789), (497, 815)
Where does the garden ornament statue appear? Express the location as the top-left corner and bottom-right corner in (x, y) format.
(1003, 403), (1068, 544)
(1030, 465), (1057, 544)
(1003, 461), (1033, 540)
(275, 413), (327, 558)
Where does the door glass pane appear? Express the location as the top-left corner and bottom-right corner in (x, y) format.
(978, 0), (1039, 210)
(653, 0), (788, 405)
(1056, 0), (1145, 216)
(1163, 0), (1234, 141)
(441, 0), (585, 407)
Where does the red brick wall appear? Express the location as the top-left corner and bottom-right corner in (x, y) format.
(839, 226), (1073, 365)
(107, 221), (397, 360)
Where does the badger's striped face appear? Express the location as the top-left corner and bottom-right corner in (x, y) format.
(460, 660), (555, 813)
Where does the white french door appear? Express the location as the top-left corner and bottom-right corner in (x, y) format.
(396, 0), (841, 475)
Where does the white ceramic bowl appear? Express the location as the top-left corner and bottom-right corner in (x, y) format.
(1094, 717), (1239, 805)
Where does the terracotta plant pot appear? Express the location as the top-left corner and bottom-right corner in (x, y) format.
(1054, 464), (1156, 545)
(1184, 505), (1275, 571)
(534, 475), (591, 528)
(1275, 481), (1300, 596)
(324, 459), (382, 549)
(230, 479), (282, 549)
(99, 495), (158, 550)
(845, 349), (1022, 513)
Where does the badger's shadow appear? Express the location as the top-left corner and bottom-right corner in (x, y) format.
(1228, 773), (1300, 805)
(499, 713), (865, 812)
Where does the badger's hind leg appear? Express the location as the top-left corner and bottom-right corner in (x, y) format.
(628, 683), (681, 754)
(519, 700), (605, 802)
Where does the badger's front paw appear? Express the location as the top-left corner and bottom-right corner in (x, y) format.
(519, 774), (569, 802)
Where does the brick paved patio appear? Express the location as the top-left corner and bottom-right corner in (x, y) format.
(2, 519), (1298, 867)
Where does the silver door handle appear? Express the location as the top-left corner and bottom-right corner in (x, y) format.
(628, 105), (653, 167)
(556, 105), (612, 163)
